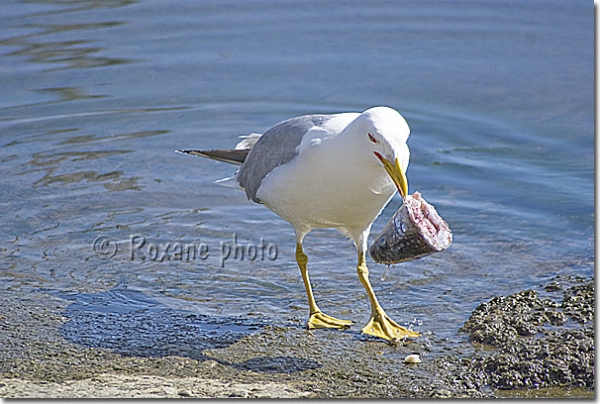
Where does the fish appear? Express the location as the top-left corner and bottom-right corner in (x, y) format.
(369, 191), (452, 264)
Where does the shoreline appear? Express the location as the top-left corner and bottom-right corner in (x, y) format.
(0, 275), (593, 399)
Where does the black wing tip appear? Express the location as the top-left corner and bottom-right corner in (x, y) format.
(176, 149), (207, 156)
(175, 149), (247, 165)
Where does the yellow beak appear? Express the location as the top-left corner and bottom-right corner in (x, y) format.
(374, 152), (408, 198)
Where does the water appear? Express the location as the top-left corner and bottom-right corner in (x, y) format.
(0, 0), (593, 371)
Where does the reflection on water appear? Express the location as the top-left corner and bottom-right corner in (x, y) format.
(36, 87), (108, 102)
(15, 129), (169, 190)
(2, 1), (133, 70)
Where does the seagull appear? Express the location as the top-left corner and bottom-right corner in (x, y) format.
(178, 106), (420, 343)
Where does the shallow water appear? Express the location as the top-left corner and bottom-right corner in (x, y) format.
(0, 0), (593, 392)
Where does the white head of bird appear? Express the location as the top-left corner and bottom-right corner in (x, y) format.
(346, 106), (411, 198)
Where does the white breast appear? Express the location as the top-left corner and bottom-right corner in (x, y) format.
(256, 130), (396, 239)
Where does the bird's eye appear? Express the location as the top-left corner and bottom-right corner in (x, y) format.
(368, 133), (377, 143)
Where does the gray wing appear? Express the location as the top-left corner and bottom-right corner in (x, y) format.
(237, 114), (332, 203)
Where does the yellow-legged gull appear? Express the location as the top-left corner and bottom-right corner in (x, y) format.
(179, 106), (419, 343)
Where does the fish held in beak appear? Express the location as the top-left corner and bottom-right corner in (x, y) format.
(370, 191), (452, 265)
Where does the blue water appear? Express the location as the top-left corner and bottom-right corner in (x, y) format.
(0, 0), (593, 350)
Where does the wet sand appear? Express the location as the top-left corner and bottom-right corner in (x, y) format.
(0, 275), (593, 398)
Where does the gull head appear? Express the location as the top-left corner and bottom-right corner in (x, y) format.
(355, 106), (411, 198)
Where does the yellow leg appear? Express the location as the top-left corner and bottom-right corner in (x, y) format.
(296, 243), (354, 330)
(357, 252), (420, 343)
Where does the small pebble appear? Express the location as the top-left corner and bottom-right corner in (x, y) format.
(201, 359), (218, 369)
(178, 390), (193, 397)
(404, 354), (422, 364)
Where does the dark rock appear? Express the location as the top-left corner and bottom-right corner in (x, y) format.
(456, 278), (594, 391)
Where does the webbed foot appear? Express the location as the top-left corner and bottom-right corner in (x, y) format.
(361, 308), (420, 343)
(307, 311), (354, 330)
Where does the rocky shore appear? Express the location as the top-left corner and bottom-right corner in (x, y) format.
(0, 275), (593, 398)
